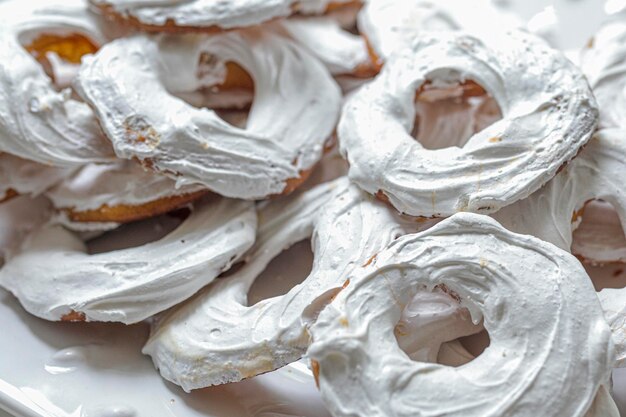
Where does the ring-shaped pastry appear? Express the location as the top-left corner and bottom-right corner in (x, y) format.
(91, 0), (358, 32)
(46, 160), (206, 224)
(76, 29), (341, 199)
(339, 30), (598, 216)
(143, 178), (438, 390)
(0, 0), (115, 166)
(308, 213), (614, 417)
(0, 197), (256, 324)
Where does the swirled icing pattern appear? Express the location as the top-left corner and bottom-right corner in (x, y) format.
(339, 29), (597, 216)
(143, 178), (439, 391)
(0, 0), (115, 166)
(75, 30), (341, 199)
(0, 197), (256, 324)
(309, 213), (615, 417)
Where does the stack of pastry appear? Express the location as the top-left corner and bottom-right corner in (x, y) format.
(0, 0), (624, 415)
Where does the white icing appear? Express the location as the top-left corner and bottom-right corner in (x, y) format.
(339, 29), (598, 216)
(0, 197), (256, 324)
(46, 160), (204, 212)
(143, 178), (440, 391)
(493, 129), (626, 263)
(581, 21), (626, 129)
(52, 212), (121, 233)
(358, 0), (521, 61)
(308, 213), (615, 417)
(90, 0), (354, 29)
(599, 288), (626, 368)
(75, 30), (341, 199)
(0, 153), (72, 200)
(279, 17), (371, 76)
(0, 0), (115, 166)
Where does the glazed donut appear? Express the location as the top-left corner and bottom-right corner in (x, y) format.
(308, 213), (614, 417)
(339, 30), (597, 216)
(493, 129), (626, 264)
(91, 0), (358, 32)
(46, 160), (206, 224)
(358, 0), (520, 65)
(75, 29), (341, 199)
(143, 178), (438, 390)
(581, 21), (626, 129)
(0, 196), (256, 324)
(0, 153), (71, 203)
(0, 0), (115, 167)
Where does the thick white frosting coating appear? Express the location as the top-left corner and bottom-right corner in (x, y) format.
(46, 160), (204, 212)
(339, 29), (598, 216)
(76, 30), (341, 199)
(279, 17), (371, 76)
(90, 0), (353, 29)
(599, 288), (626, 368)
(0, 153), (72, 201)
(143, 178), (439, 391)
(308, 213), (614, 417)
(0, 197), (256, 324)
(493, 129), (626, 262)
(581, 21), (626, 129)
(358, 0), (521, 61)
(0, 0), (115, 166)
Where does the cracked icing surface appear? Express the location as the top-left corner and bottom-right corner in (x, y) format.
(339, 29), (597, 216)
(0, 0), (115, 167)
(0, 197), (256, 324)
(308, 213), (615, 417)
(143, 178), (439, 391)
(75, 29), (341, 199)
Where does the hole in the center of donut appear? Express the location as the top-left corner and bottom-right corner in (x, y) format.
(247, 239), (313, 305)
(573, 200), (626, 290)
(412, 80), (502, 150)
(395, 284), (487, 367)
(85, 209), (188, 254)
(22, 33), (99, 90)
(171, 55), (255, 125)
